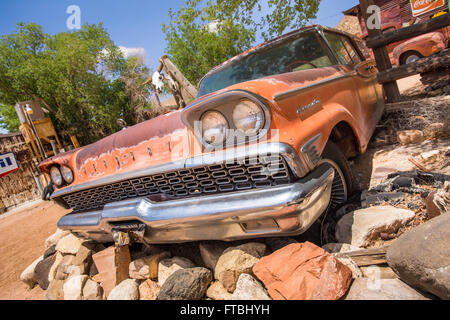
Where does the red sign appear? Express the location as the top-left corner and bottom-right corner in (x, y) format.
(0, 152), (19, 178)
(410, 0), (446, 17)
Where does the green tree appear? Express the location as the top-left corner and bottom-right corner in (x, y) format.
(0, 104), (20, 132)
(163, 17), (255, 85)
(0, 23), (153, 144)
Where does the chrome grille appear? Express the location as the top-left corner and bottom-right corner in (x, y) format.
(61, 155), (292, 213)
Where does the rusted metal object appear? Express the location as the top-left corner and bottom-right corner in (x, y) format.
(39, 25), (385, 244)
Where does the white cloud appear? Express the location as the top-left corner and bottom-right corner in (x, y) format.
(119, 46), (146, 59)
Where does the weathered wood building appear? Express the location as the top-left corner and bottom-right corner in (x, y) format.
(0, 132), (40, 210)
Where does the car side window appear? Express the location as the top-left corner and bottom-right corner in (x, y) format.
(324, 32), (362, 65)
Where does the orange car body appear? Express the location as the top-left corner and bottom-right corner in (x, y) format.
(39, 26), (384, 243)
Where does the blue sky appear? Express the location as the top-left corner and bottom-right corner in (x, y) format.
(0, 0), (359, 71)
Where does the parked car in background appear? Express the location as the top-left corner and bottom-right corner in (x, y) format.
(39, 25), (384, 245)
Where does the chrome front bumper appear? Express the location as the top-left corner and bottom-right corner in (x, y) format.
(57, 164), (334, 243)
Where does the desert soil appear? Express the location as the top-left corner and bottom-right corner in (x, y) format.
(0, 200), (69, 300)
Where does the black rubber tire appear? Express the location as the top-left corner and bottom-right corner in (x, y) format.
(320, 141), (355, 198)
(400, 51), (423, 65)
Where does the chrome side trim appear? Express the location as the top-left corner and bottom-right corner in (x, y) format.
(301, 134), (322, 170)
(51, 142), (309, 199)
(273, 73), (355, 101)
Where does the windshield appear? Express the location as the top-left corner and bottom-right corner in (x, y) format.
(197, 31), (334, 97)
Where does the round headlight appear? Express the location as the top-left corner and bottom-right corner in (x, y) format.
(201, 111), (228, 145)
(232, 100), (264, 134)
(50, 166), (63, 187)
(60, 165), (74, 184)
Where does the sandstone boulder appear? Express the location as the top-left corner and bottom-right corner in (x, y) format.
(107, 279), (139, 300)
(231, 274), (271, 300)
(92, 245), (131, 298)
(158, 267), (212, 300)
(46, 279), (65, 300)
(63, 275), (88, 300)
(214, 242), (267, 293)
(345, 278), (429, 300)
(20, 255), (43, 289)
(335, 206), (415, 247)
(45, 229), (70, 249)
(206, 281), (233, 300)
(129, 251), (171, 280)
(158, 256), (196, 286)
(55, 233), (83, 255)
(83, 278), (103, 300)
(386, 212), (450, 300)
(139, 279), (160, 300)
(253, 242), (352, 300)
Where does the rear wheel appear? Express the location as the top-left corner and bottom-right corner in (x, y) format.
(400, 51), (423, 65)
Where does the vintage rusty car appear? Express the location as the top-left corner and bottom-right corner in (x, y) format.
(40, 25), (384, 244)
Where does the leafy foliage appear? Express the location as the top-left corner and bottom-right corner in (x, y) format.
(162, 0), (321, 85)
(0, 104), (21, 132)
(163, 17), (255, 85)
(0, 23), (153, 144)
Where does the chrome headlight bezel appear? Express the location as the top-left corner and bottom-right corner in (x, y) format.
(60, 165), (74, 184)
(50, 166), (63, 187)
(182, 90), (271, 150)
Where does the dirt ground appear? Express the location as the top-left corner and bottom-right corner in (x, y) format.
(0, 200), (69, 300)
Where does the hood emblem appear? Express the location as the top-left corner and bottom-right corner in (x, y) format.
(297, 98), (321, 115)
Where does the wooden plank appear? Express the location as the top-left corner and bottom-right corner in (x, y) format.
(359, 0), (400, 103)
(334, 246), (388, 267)
(367, 13), (450, 49)
(377, 48), (450, 83)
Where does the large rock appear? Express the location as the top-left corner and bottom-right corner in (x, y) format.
(335, 206), (415, 247)
(72, 242), (94, 266)
(214, 242), (267, 293)
(129, 251), (171, 280)
(253, 242), (352, 300)
(231, 274), (271, 300)
(345, 278), (429, 300)
(83, 279), (103, 300)
(48, 252), (64, 282)
(63, 275), (88, 300)
(46, 279), (65, 300)
(54, 254), (75, 281)
(158, 267), (212, 300)
(92, 245), (131, 298)
(34, 254), (56, 290)
(139, 279), (160, 300)
(158, 257), (196, 286)
(55, 233), (83, 255)
(107, 279), (139, 300)
(386, 212), (450, 300)
(20, 255), (43, 289)
(333, 257), (363, 279)
(206, 281), (233, 300)
(199, 242), (229, 270)
(45, 228), (70, 249)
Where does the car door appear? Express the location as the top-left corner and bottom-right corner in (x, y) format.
(323, 31), (384, 142)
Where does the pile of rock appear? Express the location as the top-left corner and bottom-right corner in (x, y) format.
(20, 205), (448, 300)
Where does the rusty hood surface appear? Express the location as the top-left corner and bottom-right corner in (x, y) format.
(39, 110), (190, 190)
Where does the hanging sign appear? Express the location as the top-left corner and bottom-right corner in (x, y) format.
(0, 152), (19, 178)
(410, 0), (447, 17)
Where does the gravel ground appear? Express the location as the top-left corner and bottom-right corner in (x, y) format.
(0, 200), (69, 300)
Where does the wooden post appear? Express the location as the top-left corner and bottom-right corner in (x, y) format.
(359, 0), (400, 103)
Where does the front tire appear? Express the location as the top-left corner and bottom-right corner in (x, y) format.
(400, 51), (423, 65)
(319, 141), (355, 210)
